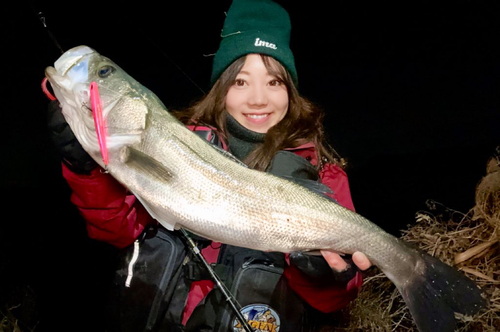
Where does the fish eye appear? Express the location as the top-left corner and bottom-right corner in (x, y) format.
(98, 65), (115, 78)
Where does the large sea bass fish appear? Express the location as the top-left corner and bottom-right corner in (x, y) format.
(45, 45), (485, 331)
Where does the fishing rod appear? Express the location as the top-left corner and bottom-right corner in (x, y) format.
(32, 7), (65, 54)
(180, 229), (254, 332)
(34, 4), (205, 95)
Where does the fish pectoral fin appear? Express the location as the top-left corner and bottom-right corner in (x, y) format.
(120, 147), (174, 181)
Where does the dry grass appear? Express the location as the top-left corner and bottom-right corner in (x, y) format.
(334, 152), (500, 331)
(3, 152), (499, 331)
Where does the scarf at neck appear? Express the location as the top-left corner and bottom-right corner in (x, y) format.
(226, 113), (265, 161)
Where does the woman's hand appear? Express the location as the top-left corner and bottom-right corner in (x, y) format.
(320, 250), (372, 272)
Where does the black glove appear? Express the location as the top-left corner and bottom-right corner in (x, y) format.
(289, 251), (359, 283)
(47, 100), (97, 174)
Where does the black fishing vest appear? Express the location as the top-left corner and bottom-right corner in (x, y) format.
(105, 126), (323, 332)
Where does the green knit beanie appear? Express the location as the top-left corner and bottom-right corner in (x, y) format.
(210, 0), (298, 86)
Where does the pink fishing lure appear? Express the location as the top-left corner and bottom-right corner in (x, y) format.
(90, 81), (108, 166)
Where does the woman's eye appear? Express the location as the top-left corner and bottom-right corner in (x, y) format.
(98, 65), (115, 78)
(234, 79), (245, 86)
(269, 79), (283, 86)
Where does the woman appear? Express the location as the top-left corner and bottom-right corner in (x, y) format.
(47, 0), (371, 330)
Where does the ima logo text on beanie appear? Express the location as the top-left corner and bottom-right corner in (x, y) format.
(254, 38), (277, 50)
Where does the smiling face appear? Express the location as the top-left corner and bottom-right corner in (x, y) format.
(225, 54), (289, 133)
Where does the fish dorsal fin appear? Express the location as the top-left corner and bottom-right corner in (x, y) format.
(209, 143), (248, 167)
(209, 143), (337, 202)
(276, 175), (337, 203)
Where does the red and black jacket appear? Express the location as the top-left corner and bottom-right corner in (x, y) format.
(60, 125), (362, 323)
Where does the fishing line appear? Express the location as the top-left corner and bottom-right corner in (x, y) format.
(114, 8), (207, 95)
(136, 32), (207, 95)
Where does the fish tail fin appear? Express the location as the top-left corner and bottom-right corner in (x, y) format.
(397, 252), (487, 332)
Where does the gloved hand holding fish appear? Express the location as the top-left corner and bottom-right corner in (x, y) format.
(44, 45), (487, 332)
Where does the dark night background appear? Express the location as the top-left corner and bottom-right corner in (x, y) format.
(2, 1), (499, 330)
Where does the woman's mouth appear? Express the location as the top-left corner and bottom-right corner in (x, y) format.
(245, 113), (270, 119)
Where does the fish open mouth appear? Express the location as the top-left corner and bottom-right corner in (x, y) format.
(54, 45), (96, 75)
(44, 46), (98, 101)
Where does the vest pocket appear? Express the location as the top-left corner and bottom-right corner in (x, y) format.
(217, 261), (306, 332)
(106, 226), (187, 332)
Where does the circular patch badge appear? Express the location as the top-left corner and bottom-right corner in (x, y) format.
(233, 303), (281, 332)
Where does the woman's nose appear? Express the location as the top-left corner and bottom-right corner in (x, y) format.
(248, 86), (268, 107)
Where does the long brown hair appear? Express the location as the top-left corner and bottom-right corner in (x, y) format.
(172, 54), (344, 171)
